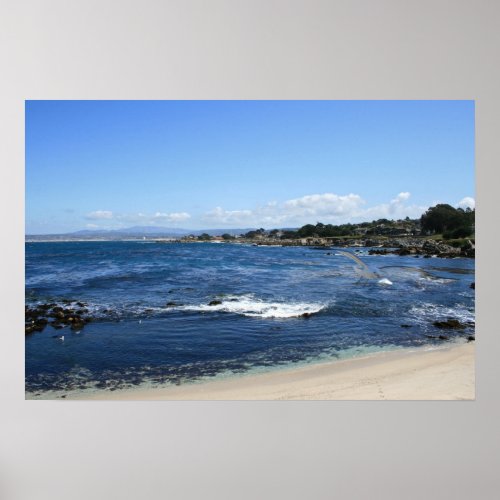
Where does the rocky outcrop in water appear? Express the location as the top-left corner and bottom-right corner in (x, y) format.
(433, 319), (466, 330)
(25, 301), (92, 335)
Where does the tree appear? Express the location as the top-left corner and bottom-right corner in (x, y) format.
(421, 204), (475, 236)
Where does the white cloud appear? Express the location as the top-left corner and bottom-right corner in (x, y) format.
(283, 193), (365, 217)
(203, 207), (254, 225)
(458, 197), (475, 209)
(85, 210), (113, 220)
(394, 192), (411, 202)
(203, 192), (430, 227)
(83, 210), (191, 226)
(153, 212), (191, 222)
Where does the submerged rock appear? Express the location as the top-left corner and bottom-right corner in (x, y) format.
(208, 300), (222, 306)
(433, 319), (466, 330)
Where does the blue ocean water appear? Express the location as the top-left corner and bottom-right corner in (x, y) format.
(25, 241), (475, 395)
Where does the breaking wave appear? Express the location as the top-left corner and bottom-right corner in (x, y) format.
(180, 294), (327, 319)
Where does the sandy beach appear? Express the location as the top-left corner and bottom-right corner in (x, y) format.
(71, 342), (474, 401)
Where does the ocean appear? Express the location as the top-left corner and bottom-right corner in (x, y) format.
(25, 241), (475, 397)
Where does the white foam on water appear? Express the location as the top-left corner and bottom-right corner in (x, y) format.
(378, 278), (393, 285)
(409, 303), (475, 324)
(179, 294), (327, 319)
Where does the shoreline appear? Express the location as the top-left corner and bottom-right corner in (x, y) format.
(36, 341), (474, 401)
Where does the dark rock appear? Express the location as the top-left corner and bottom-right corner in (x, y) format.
(33, 318), (48, 331)
(438, 335), (450, 340)
(467, 335), (475, 342)
(400, 324), (412, 328)
(25, 325), (36, 335)
(433, 319), (466, 330)
(208, 300), (222, 306)
(76, 301), (87, 307)
(470, 282), (475, 290)
(301, 312), (313, 318)
(369, 249), (389, 255)
(423, 254), (431, 258)
(165, 302), (177, 307)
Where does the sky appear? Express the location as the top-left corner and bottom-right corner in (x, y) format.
(25, 100), (475, 234)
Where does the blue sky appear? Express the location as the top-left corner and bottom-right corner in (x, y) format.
(26, 100), (475, 234)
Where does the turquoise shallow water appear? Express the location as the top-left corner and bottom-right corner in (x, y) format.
(25, 241), (475, 394)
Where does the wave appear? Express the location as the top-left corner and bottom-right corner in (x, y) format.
(408, 303), (475, 325)
(179, 294), (327, 319)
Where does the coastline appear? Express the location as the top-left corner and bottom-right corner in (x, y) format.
(50, 341), (474, 401)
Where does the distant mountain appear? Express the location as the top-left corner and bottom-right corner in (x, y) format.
(25, 226), (260, 241)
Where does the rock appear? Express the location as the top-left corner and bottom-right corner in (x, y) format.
(208, 300), (222, 306)
(433, 319), (466, 330)
(76, 301), (87, 307)
(438, 335), (449, 340)
(467, 335), (475, 342)
(165, 302), (177, 307)
(34, 318), (48, 331)
(25, 325), (36, 335)
(301, 312), (313, 318)
(369, 249), (389, 255)
(400, 324), (412, 328)
(470, 282), (475, 289)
